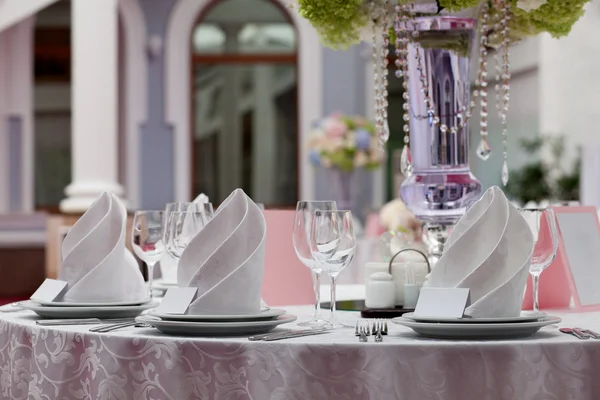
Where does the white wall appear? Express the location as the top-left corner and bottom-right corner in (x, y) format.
(539, 2), (600, 169)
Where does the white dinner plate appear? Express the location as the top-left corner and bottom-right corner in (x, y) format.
(34, 298), (151, 307)
(136, 314), (297, 336)
(19, 300), (158, 319)
(402, 311), (547, 324)
(392, 316), (561, 340)
(149, 308), (286, 322)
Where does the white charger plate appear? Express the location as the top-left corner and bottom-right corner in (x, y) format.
(19, 300), (158, 319)
(402, 311), (547, 324)
(34, 298), (151, 307)
(149, 308), (286, 322)
(392, 316), (561, 340)
(136, 314), (297, 336)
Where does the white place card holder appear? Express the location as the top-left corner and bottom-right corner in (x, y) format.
(155, 287), (198, 314)
(30, 279), (68, 303)
(414, 287), (471, 318)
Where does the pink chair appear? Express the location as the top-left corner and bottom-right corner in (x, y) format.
(364, 212), (385, 238)
(262, 210), (315, 306)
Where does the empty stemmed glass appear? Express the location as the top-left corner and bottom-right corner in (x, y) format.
(309, 210), (356, 329)
(160, 203), (214, 282)
(164, 211), (207, 261)
(132, 211), (166, 298)
(293, 201), (337, 327)
(519, 208), (559, 312)
(166, 202), (214, 223)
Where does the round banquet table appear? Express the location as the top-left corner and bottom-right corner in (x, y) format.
(1, 306), (600, 400)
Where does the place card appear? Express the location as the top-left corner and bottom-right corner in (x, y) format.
(30, 279), (68, 303)
(155, 287), (198, 314)
(414, 287), (471, 318)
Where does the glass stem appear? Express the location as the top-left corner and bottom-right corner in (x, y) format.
(532, 272), (540, 312)
(147, 261), (156, 298)
(313, 271), (322, 319)
(329, 275), (337, 325)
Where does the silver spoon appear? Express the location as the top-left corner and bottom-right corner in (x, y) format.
(560, 327), (589, 340)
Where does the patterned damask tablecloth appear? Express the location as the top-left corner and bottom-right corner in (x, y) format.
(1, 306), (600, 400)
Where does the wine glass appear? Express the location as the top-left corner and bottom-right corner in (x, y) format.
(519, 208), (559, 312)
(309, 210), (356, 329)
(293, 201), (337, 327)
(166, 202), (214, 223)
(132, 211), (166, 298)
(164, 211), (207, 261)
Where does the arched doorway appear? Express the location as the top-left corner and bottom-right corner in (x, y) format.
(166, 0), (321, 205)
(190, 0), (298, 207)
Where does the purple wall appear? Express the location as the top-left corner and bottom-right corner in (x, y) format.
(138, 0), (177, 210)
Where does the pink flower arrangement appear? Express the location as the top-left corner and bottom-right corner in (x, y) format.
(307, 113), (383, 171)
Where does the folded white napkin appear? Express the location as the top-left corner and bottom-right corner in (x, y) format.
(193, 193), (210, 204)
(178, 189), (266, 315)
(58, 192), (147, 303)
(428, 186), (534, 318)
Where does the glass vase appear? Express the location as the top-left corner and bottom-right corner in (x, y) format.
(399, 16), (483, 261)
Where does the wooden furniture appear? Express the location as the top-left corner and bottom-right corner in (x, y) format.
(0, 214), (47, 298)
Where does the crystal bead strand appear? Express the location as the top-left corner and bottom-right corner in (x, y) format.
(499, 0), (511, 185)
(372, 2), (386, 149)
(475, 2), (492, 161)
(380, 0), (391, 148)
(395, 3), (412, 176)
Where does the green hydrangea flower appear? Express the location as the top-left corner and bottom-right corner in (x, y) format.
(512, 0), (588, 38)
(297, 0), (590, 49)
(439, 0), (480, 11)
(297, 0), (368, 49)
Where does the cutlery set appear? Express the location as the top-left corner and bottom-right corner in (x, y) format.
(356, 319), (388, 342)
(35, 318), (331, 339)
(559, 327), (600, 340)
(32, 315), (600, 342)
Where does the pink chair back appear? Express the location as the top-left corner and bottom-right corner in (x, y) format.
(365, 212), (385, 237)
(262, 210), (315, 306)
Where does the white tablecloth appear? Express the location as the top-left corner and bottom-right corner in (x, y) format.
(1, 306), (600, 400)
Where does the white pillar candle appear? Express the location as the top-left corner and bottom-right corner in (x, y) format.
(60, 0), (126, 213)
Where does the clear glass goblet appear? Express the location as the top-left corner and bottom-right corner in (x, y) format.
(309, 210), (356, 329)
(293, 201), (337, 327)
(164, 211), (207, 261)
(519, 208), (559, 312)
(132, 211), (166, 298)
(166, 202), (214, 223)
(160, 203), (214, 283)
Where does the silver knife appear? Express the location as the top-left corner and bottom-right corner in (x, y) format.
(261, 330), (329, 341)
(37, 319), (104, 326)
(573, 328), (592, 339)
(248, 330), (295, 341)
(249, 329), (329, 342)
(37, 318), (132, 326)
(578, 328), (600, 339)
